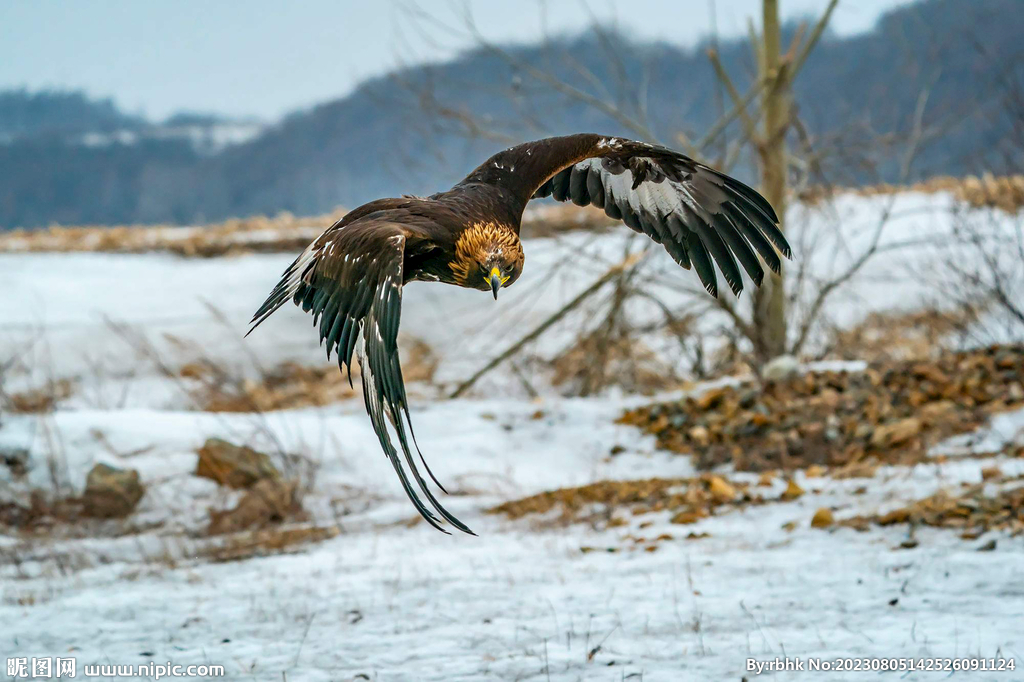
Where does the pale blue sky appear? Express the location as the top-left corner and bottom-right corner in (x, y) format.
(0, 0), (912, 121)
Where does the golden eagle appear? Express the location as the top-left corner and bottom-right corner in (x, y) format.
(249, 134), (790, 534)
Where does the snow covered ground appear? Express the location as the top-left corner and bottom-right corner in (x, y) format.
(1, 192), (1023, 680)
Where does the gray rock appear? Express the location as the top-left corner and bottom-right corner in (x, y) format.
(82, 463), (145, 518)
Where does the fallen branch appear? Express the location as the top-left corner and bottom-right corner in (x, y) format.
(448, 251), (647, 399)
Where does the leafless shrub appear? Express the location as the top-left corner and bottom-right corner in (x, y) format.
(938, 208), (1024, 343)
(397, 1), (962, 396)
(818, 306), (983, 362)
(550, 330), (680, 397)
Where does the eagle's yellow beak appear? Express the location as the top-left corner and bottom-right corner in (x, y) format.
(488, 267), (502, 300)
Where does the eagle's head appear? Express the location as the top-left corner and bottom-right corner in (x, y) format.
(451, 222), (525, 299)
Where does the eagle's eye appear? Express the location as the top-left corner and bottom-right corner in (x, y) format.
(483, 265), (511, 286)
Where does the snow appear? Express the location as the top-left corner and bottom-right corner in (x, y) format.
(3, 395), (1024, 680)
(1, 192), (1023, 680)
(2, 398), (1022, 680)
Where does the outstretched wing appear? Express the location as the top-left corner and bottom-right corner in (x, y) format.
(248, 218), (473, 535)
(531, 139), (790, 298)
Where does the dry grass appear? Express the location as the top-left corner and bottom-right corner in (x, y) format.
(4, 378), (75, 413)
(0, 210), (347, 257)
(200, 524), (340, 563)
(206, 478), (306, 536)
(550, 331), (682, 396)
(182, 338), (436, 412)
(800, 174), (1024, 212)
(0, 203), (616, 256)
(488, 473), (794, 531)
(822, 306), (982, 362)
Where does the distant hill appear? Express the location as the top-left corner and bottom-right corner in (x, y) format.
(0, 90), (146, 142)
(1, 0), (1022, 229)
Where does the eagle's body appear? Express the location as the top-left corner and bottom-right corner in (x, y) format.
(249, 133), (791, 534)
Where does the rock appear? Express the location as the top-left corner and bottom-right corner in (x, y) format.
(870, 417), (922, 448)
(763, 355), (800, 382)
(781, 479), (805, 501)
(687, 425), (710, 446)
(980, 466), (1002, 481)
(811, 508), (834, 528)
(82, 464), (145, 518)
(669, 509), (707, 525)
(706, 475), (736, 503)
(805, 465), (826, 478)
(695, 387), (728, 410)
(0, 415), (36, 479)
(0, 444), (31, 478)
(196, 438), (279, 489)
(207, 478), (301, 535)
(920, 400), (956, 421)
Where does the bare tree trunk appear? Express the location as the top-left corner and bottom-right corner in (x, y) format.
(752, 0), (789, 360)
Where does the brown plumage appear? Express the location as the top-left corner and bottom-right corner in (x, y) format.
(248, 133), (791, 534)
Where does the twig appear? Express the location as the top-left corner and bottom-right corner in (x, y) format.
(449, 251), (647, 398)
(790, 0), (839, 79)
(707, 48), (762, 151)
(695, 77), (769, 153)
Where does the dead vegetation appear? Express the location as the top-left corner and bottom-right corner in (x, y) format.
(488, 472), (796, 531)
(183, 360), (357, 412)
(841, 478), (1024, 540)
(0, 203), (615, 257)
(200, 524), (339, 563)
(520, 204), (617, 238)
(180, 338), (435, 412)
(0, 210), (346, 257)
(3, 378), (75, 413)
(619, 345), (1024, 472)
(207, 477), (305, 536)
(550, 331), (682, 396)
(819, 306), (982, 363)
(799, 174), (1024, 212)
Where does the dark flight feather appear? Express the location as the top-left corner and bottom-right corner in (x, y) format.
(529, 136), (791, 297)
(248, 218), (473, 534)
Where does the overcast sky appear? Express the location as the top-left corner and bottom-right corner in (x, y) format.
(1, 0), (913, 122)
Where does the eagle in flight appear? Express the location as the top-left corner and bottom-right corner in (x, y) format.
(249, 134), (790, 534)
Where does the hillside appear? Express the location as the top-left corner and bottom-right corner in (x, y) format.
(1, 0), (1022, 229)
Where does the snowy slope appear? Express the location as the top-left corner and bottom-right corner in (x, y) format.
(1, 192), (1023, 680)
(2, 396), (1022, 681)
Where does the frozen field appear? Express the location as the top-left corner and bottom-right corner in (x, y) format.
(1, 192), (1022, 680)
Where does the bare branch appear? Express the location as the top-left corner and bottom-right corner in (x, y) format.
(790, 0), (839, 79)
(449, 250), (648, 398)
(707, 48), (763, 150)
